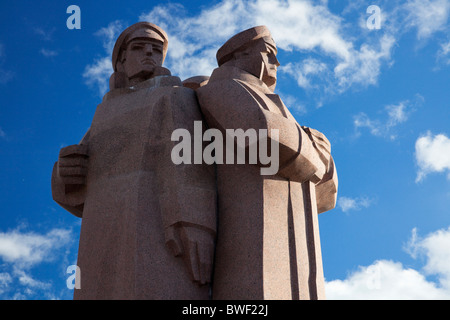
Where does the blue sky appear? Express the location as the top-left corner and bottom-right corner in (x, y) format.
(0, 0), (449, 300)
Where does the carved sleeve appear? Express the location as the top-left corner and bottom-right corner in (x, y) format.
(150, 87), (217, 236)
(51, 130), (90, 218)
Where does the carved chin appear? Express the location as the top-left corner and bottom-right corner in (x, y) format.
(128, 67), (155, 79)
(263, 75), (277, 90)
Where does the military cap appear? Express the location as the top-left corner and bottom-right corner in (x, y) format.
(112, 22), (169, 71)
(216, 25), (276, 66)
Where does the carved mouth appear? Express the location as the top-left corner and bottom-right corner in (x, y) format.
(141, 59), (156, 65)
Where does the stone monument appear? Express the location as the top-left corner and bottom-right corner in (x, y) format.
(51, 22), (337, 300)
(196, 25), (337, 300)
(52, 22), (217, 299)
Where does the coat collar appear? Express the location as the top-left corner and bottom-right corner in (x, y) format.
(208, 66), (274, 94)
(102, 75), (182, 102)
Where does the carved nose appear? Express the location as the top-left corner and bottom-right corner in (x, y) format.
(272, 54), (280, 67)
(144, 44), (153, 55)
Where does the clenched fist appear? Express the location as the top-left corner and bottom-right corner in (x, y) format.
(57, 144), (89, 187)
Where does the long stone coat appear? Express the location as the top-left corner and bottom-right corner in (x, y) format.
(196, 66), (338, 300)
(52, 75), (216, 299)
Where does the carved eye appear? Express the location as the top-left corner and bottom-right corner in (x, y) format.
(131, 44), (143, 50)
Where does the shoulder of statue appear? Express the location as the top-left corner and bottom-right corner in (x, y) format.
(196, 72), (247, 102)
(138, 75), (183, 90)
(208, 66), (268, 89)
(102, 75), (183, 102)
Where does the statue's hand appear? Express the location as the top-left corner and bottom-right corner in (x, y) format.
(57, 144), (89, 187)
(304, 127), (331, 158)
(165, 224), (215, 285)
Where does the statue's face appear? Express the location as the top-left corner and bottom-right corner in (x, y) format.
(122, 38), (164, 81)
(230, 38), (280, 91)
(260, 41), (280, 89)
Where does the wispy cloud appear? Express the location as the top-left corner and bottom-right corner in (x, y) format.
(94, 20), (125, 54)
(0, 227), (73, 299)
(138, 0), (396, 99)
(353, 113), (383, 137)
(0, 228), (71, 267)
(33, 27), (56, 42)
(40, 48), (58, 58)
(84, 0), (449, 102)
(281, 58), (328, 90)
(326, 227), (450, 299)
(0, 273), (12, 296)
(338, 196), (373, 213)
(278, 91), (308, 114)
(0, 43), (14, 84)
(385, 101), (411, 127)
(437, 40), (450, 65)
(415, 131), (450, 182)
(83, 20), (123, 97)
(353, 95), (423, 140)
(334, 35), (396, 92)
(404, 0), (450, 40)
(83, 57), (112, 98)
(405, 227), (450, 289)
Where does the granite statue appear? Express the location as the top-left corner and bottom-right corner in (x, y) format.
(196, 25), (338, 300)
(52, 22), (217, 299)
(52, 22), (337, 300)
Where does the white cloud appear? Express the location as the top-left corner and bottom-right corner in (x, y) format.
(437, 41), (450, 65)
(249, 0), (395, 93)
(139, 1), (247, 80)
(326, 227), (450, 299)
(0, 227), (73, 299)
(404, 0), (450, 40)
(334, 34), (396, 92)
(386, 101), (409, 127)
(249, 0), (352, 60)
(94, 20), (125, 54)
(415, 228), (450, 289)
(353, 95), (423, 140)
(326, 259), (450, 299)
(84, 0), (449, 100)
(33, 27), (55, 42)
(338, 196), (372, 212)
(14, 269), (51, 290)
(278, 92), (307, 114)
(40, 48), (58, 57)
(415, 131), (450, 182)
(353, 112), (382, 137)
(281, 59), (328, 90)
(0, 228), (71, 267)
(78, 0), (450, 101)
(0, 43), (13, 84)
(0, 273), (12, 295)
(83, 20), (123, 96)
(441, 41), (450, 55)
(137, 0), (395, 94)
(341, 0), (367, 16)
(83, 57), (112, 98)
